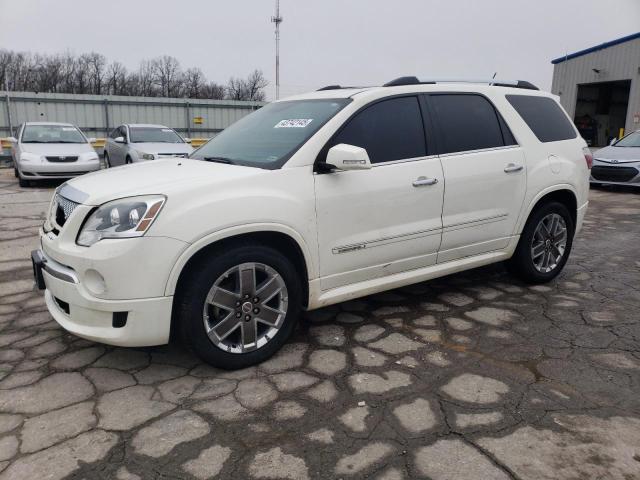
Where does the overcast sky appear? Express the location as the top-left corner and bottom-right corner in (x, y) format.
(1, 0), (639, 99)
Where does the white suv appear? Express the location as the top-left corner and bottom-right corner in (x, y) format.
(32, 78), (590, 369)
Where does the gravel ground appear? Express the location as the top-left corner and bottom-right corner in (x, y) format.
(1, 167), (639, 479)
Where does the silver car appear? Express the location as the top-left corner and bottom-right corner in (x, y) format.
(10, 122), (100, 187)
(104, 124), (193, 167)
(591, 130), (640, 187)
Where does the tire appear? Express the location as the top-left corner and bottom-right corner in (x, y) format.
(14, 167), (18, 178)
(507, 201), (574, 284)
(103, 152), (111, 168)
(125, 156), (132, 164)
(176, 243), (302, 369)
(18, 176), (30, 188)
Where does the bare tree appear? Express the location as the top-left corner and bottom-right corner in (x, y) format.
(136, 60), (156, 97)
(106, 61), (127, 95)
(202, 81), (226, 100)
(227, 70), (268, 101)
(183, 67), (205, 98)
(86, 52), (107, 94)
(151, 55), (183, 97)
(0, 48), (268, 101)
(245, 70), (268, 101)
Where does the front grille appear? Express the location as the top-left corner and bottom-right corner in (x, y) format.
(46, 156), (78, 162)
(54, 194), (79, 227)
(591, 165), (639, 183)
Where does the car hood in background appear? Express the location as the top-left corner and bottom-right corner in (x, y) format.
(593, 145), (640, 163)
(20, 143), (95, 155)
(65, 158), (264, 205)
(130, 142), (194, 155)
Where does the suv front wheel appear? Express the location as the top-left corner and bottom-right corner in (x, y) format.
(508, 201), (574, 283)
(176, 244), (301, 369)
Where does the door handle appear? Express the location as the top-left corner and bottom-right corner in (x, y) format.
(504, 163), (524, 173)
(413, 176), (438, 187)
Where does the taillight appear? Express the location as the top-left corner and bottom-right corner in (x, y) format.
(582, 147), (593, 169)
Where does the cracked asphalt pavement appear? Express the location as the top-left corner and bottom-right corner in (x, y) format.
(1, 167), (640, 479)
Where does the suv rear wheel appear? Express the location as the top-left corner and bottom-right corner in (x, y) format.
(176, 244), (301, 369)
(508, 201), (574, 283)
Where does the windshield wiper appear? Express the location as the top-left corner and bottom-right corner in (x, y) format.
(203, 156), (235, 164)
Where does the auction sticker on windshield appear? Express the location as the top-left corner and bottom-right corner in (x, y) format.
(274, 119), (313, 128)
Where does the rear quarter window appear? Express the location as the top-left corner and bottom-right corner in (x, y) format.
(506, 95), (577, 143)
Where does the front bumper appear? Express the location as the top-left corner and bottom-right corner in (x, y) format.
(35, 247), (173, 347)
(590, 161), (640, 186)
(19, 159), (100, 179)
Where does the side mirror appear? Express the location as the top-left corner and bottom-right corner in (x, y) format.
(114, 136), (125, 144)
(183, 137), (191, 143)
(7, 137), (17, 143)
(87, 137), (97, 144)
(609, 138), (617, 146)
(325, 144), (372, 171)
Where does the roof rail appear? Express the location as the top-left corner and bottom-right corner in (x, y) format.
(316, 85), (368, 91)
(383, 77), (539, 90)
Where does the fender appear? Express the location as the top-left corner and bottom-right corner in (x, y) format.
(164, 222), (317, 296)
(514, 183), (578, 234)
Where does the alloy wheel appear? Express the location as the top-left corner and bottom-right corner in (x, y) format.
(202, 262), (288, 354)
(530, 213), (567, 273)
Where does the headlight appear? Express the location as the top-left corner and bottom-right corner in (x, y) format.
(77, 195), (166, 246)
(20, 152), (42, 162)
(80, 152), (99, 161)
(136, 151), (155, 160)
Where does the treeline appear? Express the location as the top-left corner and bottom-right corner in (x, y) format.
(0, 50), (268, 101)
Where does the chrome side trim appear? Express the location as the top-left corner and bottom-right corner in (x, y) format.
(443, 213), (508, 231)
(439, 145), (520, 158)
(333, 227), (442, 254)
(58, 183), (89, 204)
(37, 249), (79, 284)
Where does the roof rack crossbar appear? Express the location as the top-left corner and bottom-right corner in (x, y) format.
(383, 77), (539, 90)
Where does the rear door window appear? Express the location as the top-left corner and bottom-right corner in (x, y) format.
(330, 96), (426, 164)
(429, 94), (508, 154)
(506, 95), (577, 142)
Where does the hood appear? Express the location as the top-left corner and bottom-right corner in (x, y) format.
(64, 158), (265, 205)
(129, 142), (194, 155)
(21, 143), (94, 155)
(593, 145), (640, 163)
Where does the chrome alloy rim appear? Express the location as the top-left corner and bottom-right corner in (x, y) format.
(202, 262), (288, 354)
(531, 213), (568, 273)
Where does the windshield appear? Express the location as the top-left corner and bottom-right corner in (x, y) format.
(614, 131), (640, 147)
(130, 127), (184, 143)
(190, 98), (351, 168)
(21, 124), (86, 144)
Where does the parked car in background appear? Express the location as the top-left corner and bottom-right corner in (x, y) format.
(591, 130), (640, 187)
(10, 122), (100, 187)
(104, 124), (193, 167)
(33, 78), (589, 369)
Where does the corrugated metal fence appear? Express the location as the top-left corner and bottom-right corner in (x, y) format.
(0, 91), (264, 139)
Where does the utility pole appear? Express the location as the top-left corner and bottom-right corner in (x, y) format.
(271, 0), (283, 100)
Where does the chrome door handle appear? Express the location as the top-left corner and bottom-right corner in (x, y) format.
(413, 176), (438, 187)
(504, 163), (524, 173)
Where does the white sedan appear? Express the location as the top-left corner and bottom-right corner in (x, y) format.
(104, 124), (193, 167)
(10, 122), (100, 187)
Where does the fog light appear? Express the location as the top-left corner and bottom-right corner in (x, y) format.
(84, 269), (106, 295)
